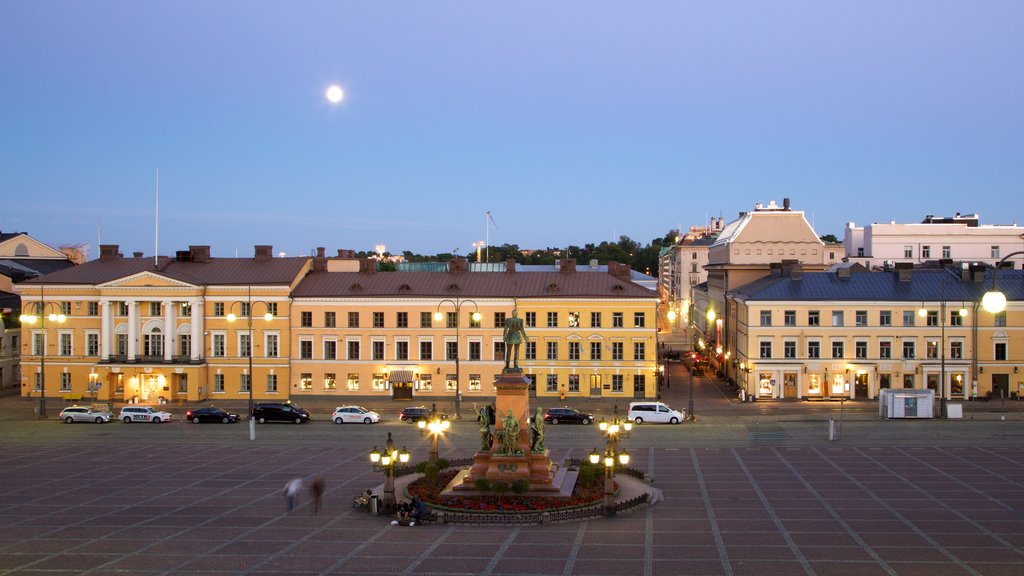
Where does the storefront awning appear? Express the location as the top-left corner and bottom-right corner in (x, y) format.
(388, 370), (415, 383)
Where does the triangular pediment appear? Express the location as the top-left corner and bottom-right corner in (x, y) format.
(99, 271), (198, 289)
(0, 234), (66, 259)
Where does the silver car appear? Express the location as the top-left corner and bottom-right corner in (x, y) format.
(59, 406), (113, 424)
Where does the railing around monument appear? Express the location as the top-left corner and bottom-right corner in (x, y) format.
(563, 458), (649, 481)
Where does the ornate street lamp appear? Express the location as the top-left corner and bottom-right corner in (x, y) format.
(918, 301), (968, 418)
(417, 402), (451, 463)
(227, 286), (275, 440)
(591, 405), (632, 517)
(369, 432), (410, 514)
(20, 286), (66, 418)
(981, 251), (1024, 314)
(435, 298), (481, 419)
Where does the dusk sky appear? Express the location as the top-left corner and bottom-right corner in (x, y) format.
(3, 2), (1023, 259)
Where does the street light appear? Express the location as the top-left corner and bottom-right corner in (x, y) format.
(369, 431), (410, 514)
(684, 298), (717, 421)
(591, 405), (631, 517)
(918, 302), (967, 418)
(19, 286), (66, 418)
(435, 298), (481, 419)
(227, 286), (274, 439)
(417, 402), (451, 463)
(981, 251), (1024, 314)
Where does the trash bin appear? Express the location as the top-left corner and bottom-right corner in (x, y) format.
(368, 495), (380, 515)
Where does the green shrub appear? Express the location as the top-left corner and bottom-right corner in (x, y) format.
(578, 464), (599, 486)
(491, 480), (510, 495)
(436, 458), (449, 470)
(511, 479), (530, 494)
(415, 461), (428, 473)
(424, 462), (440, 481)
(474, 478), (491, 492)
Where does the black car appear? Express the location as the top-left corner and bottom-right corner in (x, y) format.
(186, 406), (241, 424)
(253, 402), (310, 424)
(399, 406), (449, 423)
(543, 407), (594, 425)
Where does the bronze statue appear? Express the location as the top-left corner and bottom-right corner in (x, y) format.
(496, 409), (523, 456)
(530, 406), (546, 453)
(478, 406), (493, 452)
(503, 308), (529, 370)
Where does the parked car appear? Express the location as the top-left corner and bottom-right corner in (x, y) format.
(627, 401), (684, 424)
(332, 406), (380, 424)
(399, 406), (448, 423)
(59, 406), (112, 424)
(119, 406), (174, 423)
(186, 406), (241, 424)
(543, 407), (594, 425)
(253, 402), (310, 424)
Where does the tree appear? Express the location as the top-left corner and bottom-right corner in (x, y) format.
(819, 234), (840, 244)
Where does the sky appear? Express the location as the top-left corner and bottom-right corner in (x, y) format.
(3, 1), (1023, 259)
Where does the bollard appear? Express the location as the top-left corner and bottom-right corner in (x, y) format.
(828, 417), (836, 441)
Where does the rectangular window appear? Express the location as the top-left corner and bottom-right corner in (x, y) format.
(469, 374), (482, 391)
(903, 310), (916, 326)
(926, 340), (938, 359)
(613, 312), (624, 328)
(568, 341), (580, 360)
(116, 334), (127, 356)
(240, 333), (251, 357)
(373, 373), (387, 391)
(372, 341), (384, 360)
(419, 374), (432, 391)
(87, 333), (99, 356)
(179, 334), (191, 357)
(446, 312), (457, 329)
(213, 302), (224, 317)
(346, 373), (359, 391)
(995, 312), (1007, 327)
(396, 341), (409, 360)
(807, 341), (820, 359)
(634, 312), (646, 328)
(832, 340), (844, 359)
(926, 311), (938, 327)
(396, 312), (408, 328)
(903, 340), (915, 359)
(590, 341), (602, 360)
(88, 302), (99, 316)
(468, 341), (481, 361)
(634, 341), (646, 360)
(373, 312), (384, 328)
(446, 341), (458, 361)
(832, 311), (844, 327)
(300, 311), (312, 327)
(59, 333), (72, 356)
(942, 245), (951, 258)
(568, 312), (580, 328)
(634, 375), (647, 396)
(300, 373), (312, 390)
(348, 311), (359, 328)
(950, 341), (963, 359)
(879, 341), (892, 359)
(347, 340), (360, 360)
(179, 302), (191, 317)
(494, 312), (506, 328)
(324, 373), (336, 390)
(922, 245), (931, 258)
(879, 311), (891, 326)
(324, 340), (337, 360)
(992, 245), (1001, 259)
(949, 311), (963, 326)
(494, 340), (506, 360)
(240, 302), (251, 317)
(568, 374), (580, 392)
(266, 302), (277, 316)
(60, 373), (71, 391)
(808, 311), (820, 326)
(784, 340), (796, 359)
(855, 340), (868, 359)
(213, 373), (224, 393)
(446, 375), (456, 392)
(784, 310), (796, 326)
(324, 312), (336, 328)
(612, 374), (623, 393)
(525, 341), (536, 360)
(469, 313), (481, 329)
(212, 334), (226, 357)
(546, 374), (558, 393)
(760, 311), (772, 326)
(904, 245), (913, 258)
(591, 312), (602, 327)
(525, 312), (537, 328)
(300, 339), (313, 359)
(149, 302), (161, 316)
(420, 341), (433, 360)
(759, 340), (772, 358)
(546, 341), (558, 360)
(547, 312), (558, 328)
(855, 311), (867, 327)
(240, 374), (251, 393)
(612, 342), (624, 361)
(266, 334), (278, 358)
(995, 342), (1008, 361)
(266, 374), (278, 393)
(420, 312), (432, 328)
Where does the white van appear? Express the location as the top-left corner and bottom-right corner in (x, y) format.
(627, 401), (684, 424)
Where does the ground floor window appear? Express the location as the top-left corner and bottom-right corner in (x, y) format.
(372, 373), (386, 391)
(878, 373), (891, 389)
(420, 374), (432, 391)
(266, 374), (277, 393)
(446, 374), (456, 391)
(240, 374), (250, 393)
(300, 373), (312, 391)
(807, 374), (821, 395)
(633, 374), (646, 398)
(612, 374), (623, 393)
(469, 374), (481, 391)
(347, 373), (359, 391)
(60, 373), (72, 391)
(213, 374), (224, 393)
(324, 373), (336, 390)
(903, 374), (915, 388)
(568, 374), (579, 392)
(178, 374), (188, 394)
(546, 374), (558, 393)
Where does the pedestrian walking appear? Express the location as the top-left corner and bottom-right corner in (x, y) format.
(310, 475), (325, 515)
(284, 477), (303, 513)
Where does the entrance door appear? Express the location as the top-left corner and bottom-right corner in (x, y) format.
(926, 374), (940, 395)
(783, 373), (797, 399)
(392, 381), (413, 400)
(992, 374), (1010, 399)
(855, 373), (869, 398)
(590, 374), (602, 397)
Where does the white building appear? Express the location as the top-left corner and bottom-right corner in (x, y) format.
(845, 214), (1024, 270)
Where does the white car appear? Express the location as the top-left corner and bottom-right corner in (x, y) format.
(59, 406), (113, 424)
(332, 405), (380, 424)
(119, 406), (174, 423)
(627, 401), (685, 424)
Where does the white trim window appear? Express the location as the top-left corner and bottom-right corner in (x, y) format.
(211, 332), (226, 358)
(265, 332), (280, 358)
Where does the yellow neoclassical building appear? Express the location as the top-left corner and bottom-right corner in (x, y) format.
(15, 246), (659, 410)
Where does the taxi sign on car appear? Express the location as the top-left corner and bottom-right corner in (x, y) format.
(119, 406), (173, 423)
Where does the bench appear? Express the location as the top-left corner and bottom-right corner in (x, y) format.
(62, 394), (83, 403)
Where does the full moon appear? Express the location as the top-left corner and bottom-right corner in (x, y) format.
(325, 85), (344, 104)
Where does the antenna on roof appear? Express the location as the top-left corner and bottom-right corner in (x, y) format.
(154, 168), (159, 268)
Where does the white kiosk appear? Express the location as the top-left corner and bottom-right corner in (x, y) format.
(879, 389), (935, 419)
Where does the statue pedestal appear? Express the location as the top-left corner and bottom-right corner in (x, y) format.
(453, 370), (560, 492)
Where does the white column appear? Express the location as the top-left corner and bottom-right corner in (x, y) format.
(163, 300), (174, 362)
(127, 301), (138, 361)
(100, 301), (112, 360)
(190, 299), (203, 361)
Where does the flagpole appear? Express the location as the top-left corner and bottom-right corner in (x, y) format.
(485, 211), (489, 263)
(154, 168), (159, 268)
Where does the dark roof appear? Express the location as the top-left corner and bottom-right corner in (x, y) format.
(19, 256), (309, 286)
(734, 269), (1024, 303)
(293, 271), (657, 299)
(0, 231), (28, 243)
(0, 259), (77, 283)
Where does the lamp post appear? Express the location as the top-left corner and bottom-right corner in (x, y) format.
(591, 405), (632, 517)
(369, 432), (410, 514)
(417, 402), (451, 463)
(20, 286), (66, 418)
(685, 298), (716, 421)
(919, 300), (967, 418)
(227, 286), (274, 439)
(435, 298), (480, 420)
(982, 251), (1024, 315)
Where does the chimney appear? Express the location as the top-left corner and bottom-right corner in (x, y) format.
(254, 245), (273, 261)
(770, 262), (783, 278)
(189, 245), (211, 263)
(505, 258), (516, 273)
(132, 251), (144, 258)
(783, 197), (791, 210)
(316, 247), (325, 258)
(175, 250), (191, 262)
(895, 262), (913, 282)
(99, 245), (120, 260)
(311, 247), (328, 272)
(789, 261), (802, 280)
(449, 258), (467, 274)
(336, 249), (355, 258)
(358, 258), (377, 274)
(559, 259), (577, 274)
(607, 262), (631, 281)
